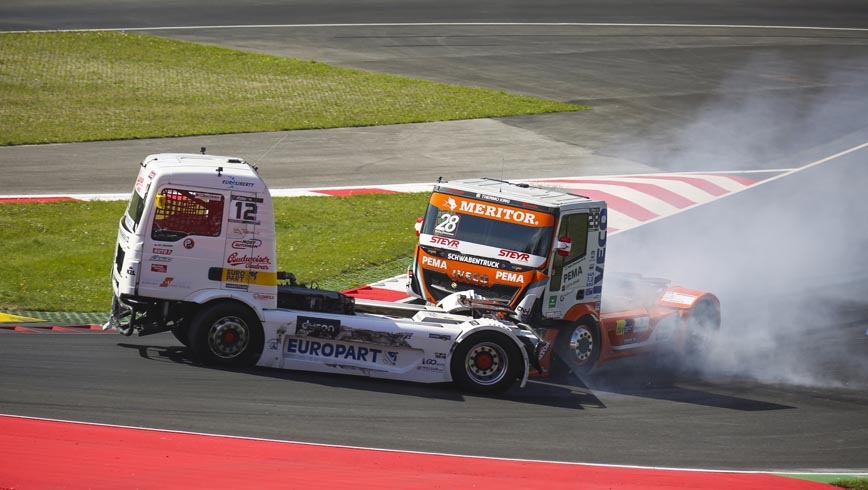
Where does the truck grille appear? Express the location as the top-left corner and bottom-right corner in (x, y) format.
(423, 270), (519, 305)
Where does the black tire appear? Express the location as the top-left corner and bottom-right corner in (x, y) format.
(683, 298), (721, 357)
(188, 301), (264, 368)
(450, 332), (522, 394)
(554, 315), (601, 376)
(171, 325), (190, 347)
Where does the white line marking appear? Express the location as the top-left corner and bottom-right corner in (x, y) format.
(3, 22), (868, 34)
(4, 413), (865, 475)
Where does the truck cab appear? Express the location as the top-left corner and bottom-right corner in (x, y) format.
(408, 178), (720, 375)
(107, 155), (544, 394)
(109, 153), (278, 339)
(408, 178), (608, 327)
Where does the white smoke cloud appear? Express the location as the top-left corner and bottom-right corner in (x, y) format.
(603, 52), (868, 390)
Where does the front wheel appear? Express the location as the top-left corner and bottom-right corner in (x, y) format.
(555, 316), (601, 376)
(451, 332), (522, 394)
(188, 302), (264, 368)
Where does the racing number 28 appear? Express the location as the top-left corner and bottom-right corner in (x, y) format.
(435, 212), (461, 235)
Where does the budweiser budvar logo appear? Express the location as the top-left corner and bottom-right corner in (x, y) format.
(227, 252), (272, 270)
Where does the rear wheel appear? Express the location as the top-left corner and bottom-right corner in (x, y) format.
(451, 332), (522, 394)
(188, 302), (264, 368)
(683, 298), (721, 357)
(555, 316), (601, 375)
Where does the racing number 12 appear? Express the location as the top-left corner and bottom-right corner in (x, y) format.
(234, 201), (257, 222)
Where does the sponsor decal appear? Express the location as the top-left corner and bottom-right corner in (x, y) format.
(225, 283), (248, 291)
(296, 316), (341, 339)
(418, 356), (446, 372)
(430, 236), (459, 247)
(428, 333), (452, 341)
(229, 195), (261, 225)
(498, 249), (530, 262)
(422, 358), (445, 367)
(445, 252), (500, 268)
(458, 200), (539, 225)
(548, 296), (557, 308)
(422, 256), (447, 270)
(218, 268), (278, 286)
(333, 327), (413, 348)
(286, 338), (389, 364)
(227, 252), (272, 270)
(475, 193), (511, 204)
(150, 264), (167, 273)
(135, 176), (146, 194)
(616, 318), (650, 336)
(451, 269), (489, 285)
(160, 277), (174, 288)
(230, 226), (255, 237)
(253, 293), (275, 301)
(223, 176), (255, 189)
(231, 239), (262, 249)
(183, 238), (195, 250)
(126, 266), (136, 277)
(152, 247), (173, 255)
(444, 197), (458, 211)
(382, 351), (399, 366)
(536, 340), (552, 363)
(585, 208), (607, 298)
(661, 290), (697, 306)
(495, 270), (525, 284)
(562, 263), (583, 287)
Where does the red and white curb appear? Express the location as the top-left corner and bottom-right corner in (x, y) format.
(1, 169), (788, 307)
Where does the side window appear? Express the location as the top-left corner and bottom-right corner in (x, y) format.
(559, 213), (590, 264)
(549, 213), (590, 291)
(151, 188), (224, 241)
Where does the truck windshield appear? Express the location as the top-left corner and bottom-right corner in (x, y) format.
(123, 190), (146, 233)
(421, 200), (553, 258)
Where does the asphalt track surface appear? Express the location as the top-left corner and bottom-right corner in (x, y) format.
(2, 0), (868, 480)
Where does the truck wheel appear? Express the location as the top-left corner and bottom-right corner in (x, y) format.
(555, 316), (601, 375)
(684, 298), (721, 357)
(171, 325), (190, 347)
(451, 332), (521, 394)
(188, 302), (264, 368)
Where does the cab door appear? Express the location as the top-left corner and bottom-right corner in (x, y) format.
(542, 210), (594, 318)
(139, 186), (227, 301)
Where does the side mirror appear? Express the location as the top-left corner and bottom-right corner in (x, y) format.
(414, 217), (423, 236)
(556, 236), (572, 257)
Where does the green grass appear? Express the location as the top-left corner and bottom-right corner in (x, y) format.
(781, 474), (868, 488)
(834, 478), (868, 490)
(0, 193), (428, 313)
(0, 31), (584, 146)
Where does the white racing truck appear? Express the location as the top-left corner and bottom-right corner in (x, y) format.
(106, 153), (546, 393)
(407, 178), (721, 376)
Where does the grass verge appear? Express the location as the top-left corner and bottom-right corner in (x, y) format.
(0, 31), (584, 146)
(0, 193), (429, 313)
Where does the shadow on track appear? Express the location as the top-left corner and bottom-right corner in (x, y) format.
(114, 340), (796, 412)
(581, 355), (797, 411)
(116, 341), (607, 409)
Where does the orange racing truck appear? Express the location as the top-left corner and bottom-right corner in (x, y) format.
(406, 178), (720, 375)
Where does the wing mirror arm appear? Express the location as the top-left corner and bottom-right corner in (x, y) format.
(556, 236), (572, 257)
